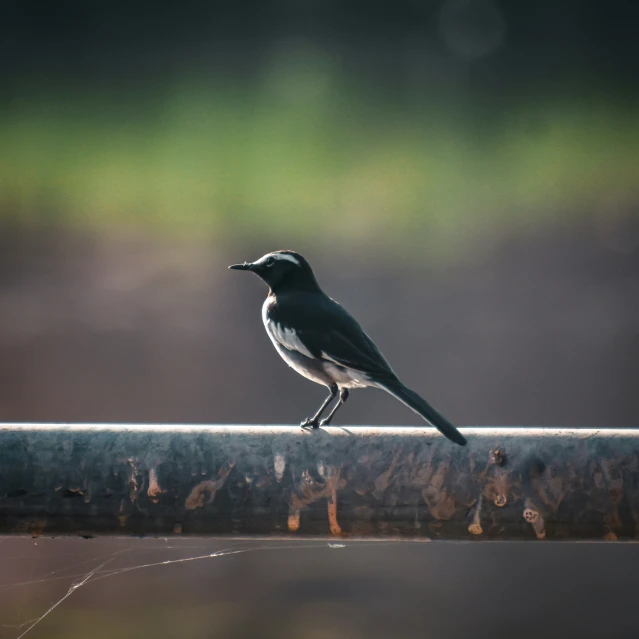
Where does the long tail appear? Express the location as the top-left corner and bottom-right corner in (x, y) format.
(379, 379), (467, 446)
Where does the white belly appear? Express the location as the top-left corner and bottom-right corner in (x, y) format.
(273, 339), (327, 384)
(321, 361), (369, 388)
(262, 298), (370, 389)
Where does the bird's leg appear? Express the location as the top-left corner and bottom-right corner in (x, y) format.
(319, 388), (350, 426)
(301, 384), (338, 429)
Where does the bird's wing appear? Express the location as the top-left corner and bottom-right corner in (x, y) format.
(270, 293), (397, 381)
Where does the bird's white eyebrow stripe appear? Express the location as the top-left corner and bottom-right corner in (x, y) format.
(267, 253), (300, 266)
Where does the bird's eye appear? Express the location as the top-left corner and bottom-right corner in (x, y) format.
(265, 257), (275, 267)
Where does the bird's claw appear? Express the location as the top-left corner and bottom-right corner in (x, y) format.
(300, 418), (319, 429)
(319, 417), (332, 427)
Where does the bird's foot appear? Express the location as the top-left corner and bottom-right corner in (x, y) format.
(319, 417), (333, 427)
(300, 418), (319, 429)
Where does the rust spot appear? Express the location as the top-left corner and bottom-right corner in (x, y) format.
(328, 502), (341, 535)
(127, 457), (143, 503)
(598, 459), (624, 539)
(422, 461), (456, 521)
(327, 467), (342, 535)
(373, 449), (402, 500)
(288, 465), (345, 535)
(604, 512), (622, 531)
(173, 522), (183, 534)
(287, 510), (301, 532)
(492, 448), (506, 466)
(523, 498), (546, 539)
(494, 494), (507, 507)
(147, 467), (163, 503)
(468, 494), (483, 535)
(478, 449), (520, 515)
(185, 462), (235, 510)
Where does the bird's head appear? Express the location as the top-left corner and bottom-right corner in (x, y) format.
(228, 250), (319, 292)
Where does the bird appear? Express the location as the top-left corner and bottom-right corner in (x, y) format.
(228, 250), (466, 446)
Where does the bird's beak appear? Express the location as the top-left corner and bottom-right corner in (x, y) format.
(228, 262), (254, 271)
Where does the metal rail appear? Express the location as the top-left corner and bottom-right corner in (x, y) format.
(0, 424), (637, 541)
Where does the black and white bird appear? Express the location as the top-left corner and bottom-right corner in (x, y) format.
(229, 250), (466, 446)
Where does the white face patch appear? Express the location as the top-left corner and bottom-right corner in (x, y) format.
(257, 252), (300, 267)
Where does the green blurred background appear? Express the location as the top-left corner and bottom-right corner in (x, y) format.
(2, 1), (638, 251)
(1, 1), (639, 638)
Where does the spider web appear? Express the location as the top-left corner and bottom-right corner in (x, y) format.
(0, 537), (355, 639)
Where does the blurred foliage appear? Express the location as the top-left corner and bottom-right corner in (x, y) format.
(2, 1), (639, 252)
(1, 71), (638, 249)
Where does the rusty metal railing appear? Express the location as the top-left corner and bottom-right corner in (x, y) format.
(0, 424), (637, 541)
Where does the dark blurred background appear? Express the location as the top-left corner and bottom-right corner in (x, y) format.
(1, 1), (638, 637)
